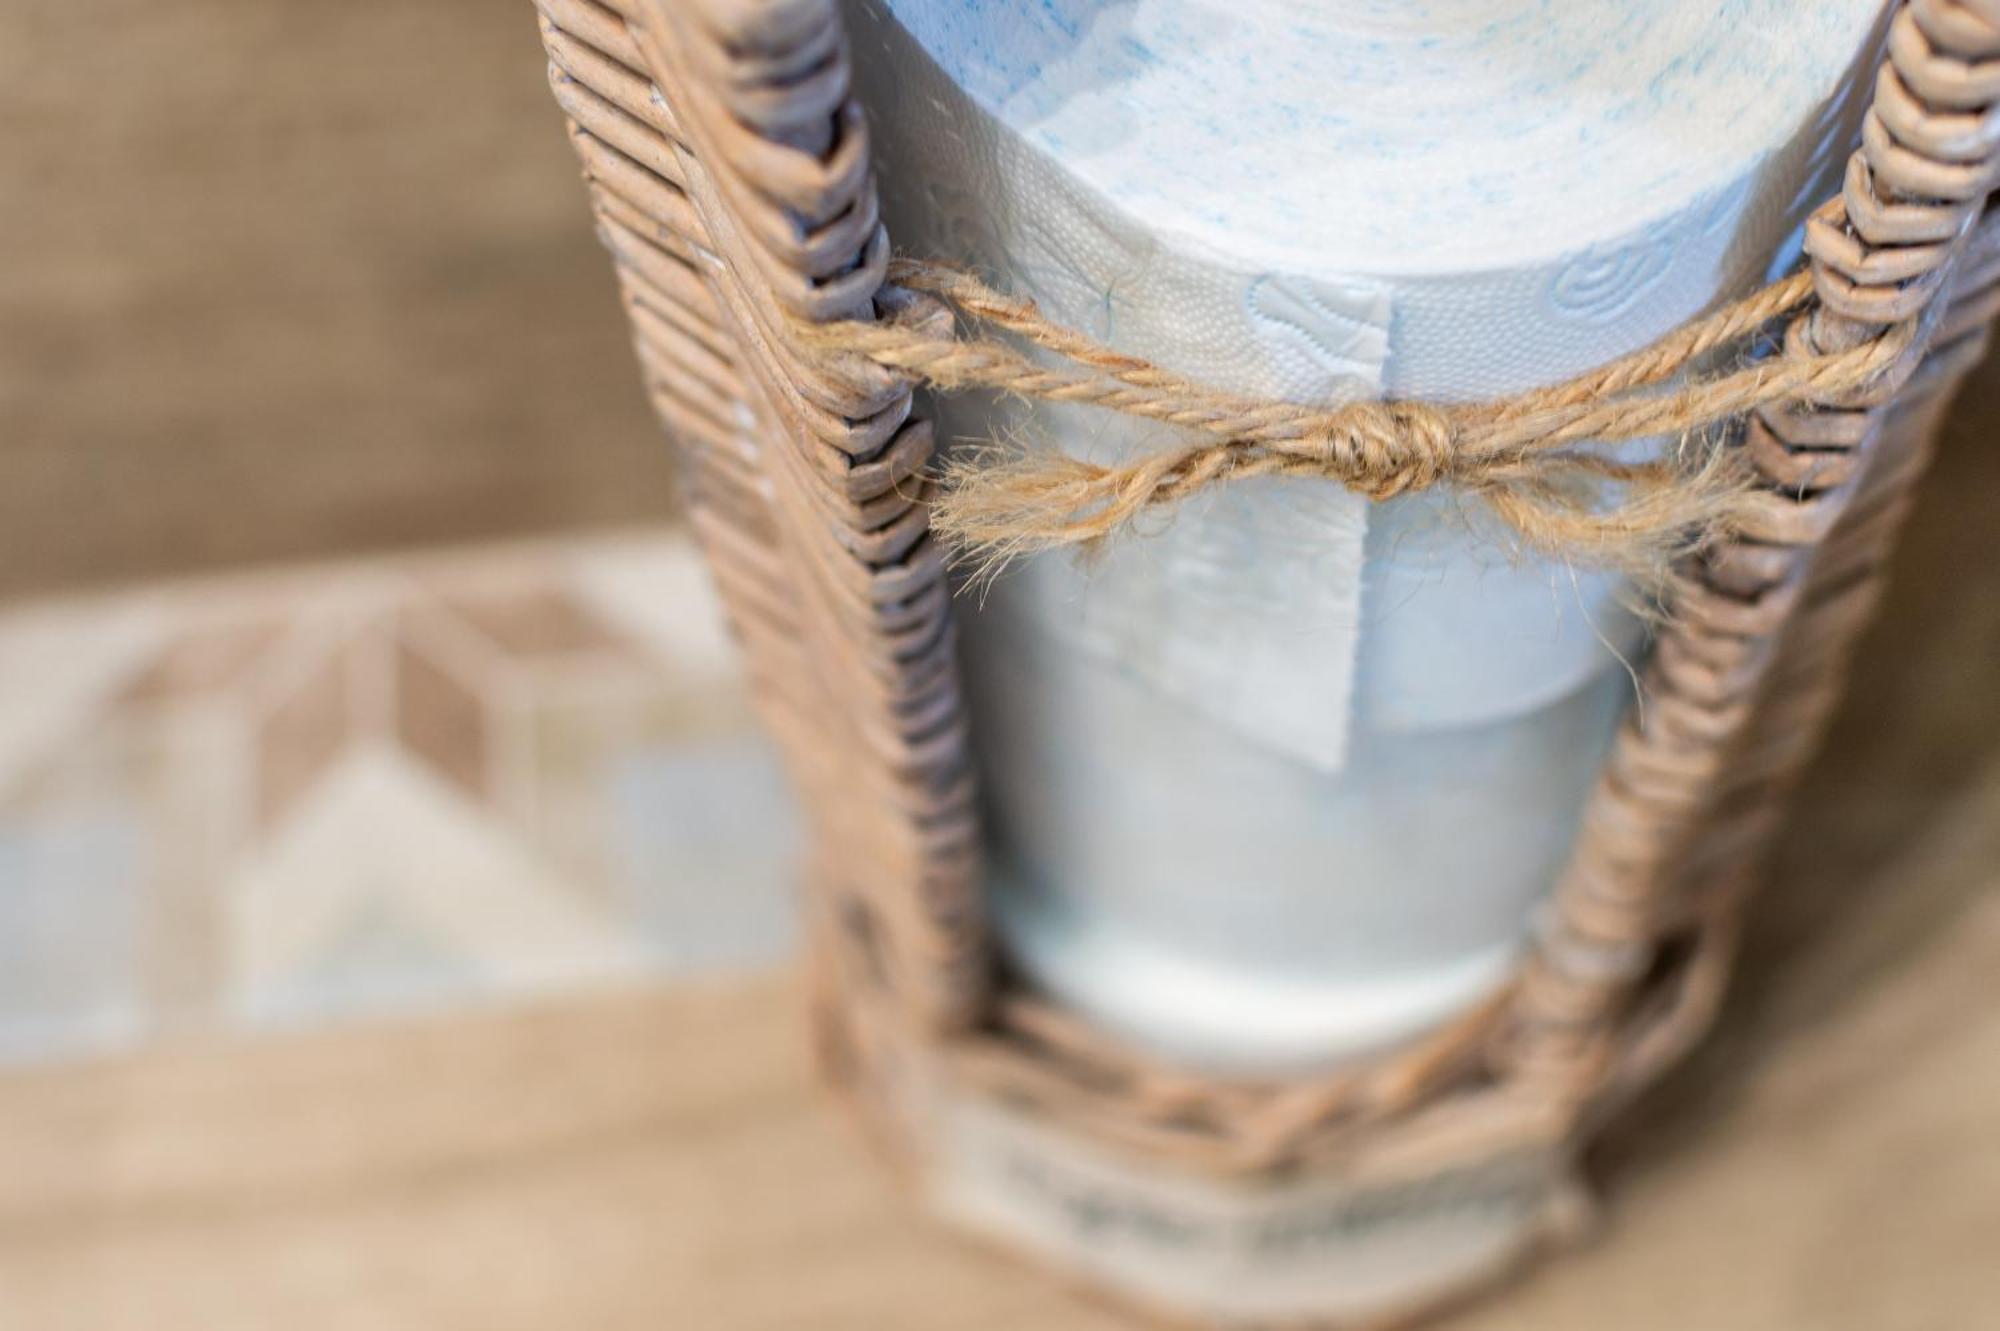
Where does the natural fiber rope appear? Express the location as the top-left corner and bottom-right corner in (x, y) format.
(796, 258), (1920, 576)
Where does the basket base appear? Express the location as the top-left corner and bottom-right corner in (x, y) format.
(913, 1088), (1587, 1328)
(812, 926), (1596, 1328)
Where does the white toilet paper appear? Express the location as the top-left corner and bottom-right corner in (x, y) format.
(857, 0), (1884, 764)
(848, 0), (1886, 1071)
(884, 0), (1881, 390)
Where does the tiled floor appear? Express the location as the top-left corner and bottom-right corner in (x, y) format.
(0, 530), (798, 1062)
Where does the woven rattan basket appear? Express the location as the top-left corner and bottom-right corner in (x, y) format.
(531, 0), (2000, 1322)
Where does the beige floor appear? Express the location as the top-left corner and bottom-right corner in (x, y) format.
(0, 822), (1992, 1331)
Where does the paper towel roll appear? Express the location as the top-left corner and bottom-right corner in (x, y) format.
(849, 0), (1886, 1071)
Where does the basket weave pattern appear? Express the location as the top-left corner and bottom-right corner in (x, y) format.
(534, 0), (2000, 1187)
(537, 0), (987, 1037)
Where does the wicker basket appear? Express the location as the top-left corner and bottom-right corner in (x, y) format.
(531, 0), (2000, 1322)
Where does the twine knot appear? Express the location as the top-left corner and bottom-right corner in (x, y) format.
(1301, 401), (1458, 501)
(789, 258), (1917, 579)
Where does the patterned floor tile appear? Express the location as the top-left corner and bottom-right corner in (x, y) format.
(0, 530), (800, 1062)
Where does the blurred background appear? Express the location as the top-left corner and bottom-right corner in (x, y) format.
(0, 2), (1995, 1328)
(0, 0), (802, 1060)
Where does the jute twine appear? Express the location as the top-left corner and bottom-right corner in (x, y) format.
(797, 258), (1920, 577)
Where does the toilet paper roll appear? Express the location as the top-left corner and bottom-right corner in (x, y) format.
(971, 588), (1634, 1073)
(846, 0), (1887, 1072)
(877, 0), (1881, 394)
(853, 0), (1885, 763)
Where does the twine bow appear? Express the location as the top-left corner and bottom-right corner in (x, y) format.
(796, 259), (1919, 577)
